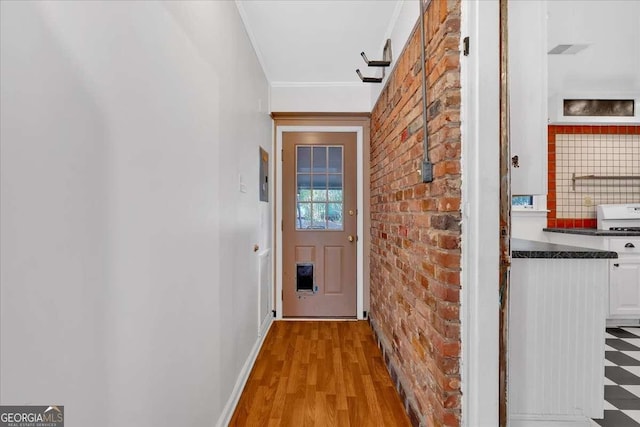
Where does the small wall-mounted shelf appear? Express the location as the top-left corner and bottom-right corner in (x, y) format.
(572, 173), (640, 191)
(356, 39), (392, 83)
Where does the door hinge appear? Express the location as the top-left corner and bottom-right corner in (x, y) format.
(463, 36), (470, 56)
(281, 290), (283, 300)
(281, 220), (283, 231)
(281, 148), (283, 161)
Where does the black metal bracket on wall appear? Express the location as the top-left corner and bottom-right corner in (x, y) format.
(356, 39), (392, 83)
(356, 68), (385, 83)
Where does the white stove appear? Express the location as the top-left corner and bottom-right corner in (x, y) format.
(596, 203), (640, 231)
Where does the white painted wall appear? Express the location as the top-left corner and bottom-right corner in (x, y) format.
(511, 212), (550, 242)
(0, 2), (271, 426)
(270, 83), (371, 112)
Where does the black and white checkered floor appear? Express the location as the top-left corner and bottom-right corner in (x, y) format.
(592, 327), (640, 426)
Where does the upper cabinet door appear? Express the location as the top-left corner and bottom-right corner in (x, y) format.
(508, 0), (548, 196)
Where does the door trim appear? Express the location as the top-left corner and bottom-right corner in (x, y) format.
(275, 126), (364, 320)
(460, 0), (501, 425)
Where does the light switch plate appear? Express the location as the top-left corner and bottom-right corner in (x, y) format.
(239, 174), (247, 193)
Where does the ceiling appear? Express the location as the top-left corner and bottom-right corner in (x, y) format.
(547, 0), (640, 95)
(235, 0), (403, 84)
(236, 0), (639, 99)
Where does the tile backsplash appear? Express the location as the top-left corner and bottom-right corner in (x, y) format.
(556, 134), (640, 217)
(547, 125), (640, 228)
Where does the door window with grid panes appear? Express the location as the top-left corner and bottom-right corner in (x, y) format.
(296, 146), (343, 230)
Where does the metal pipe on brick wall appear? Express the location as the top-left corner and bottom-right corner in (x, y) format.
(420, 0), (434, 183)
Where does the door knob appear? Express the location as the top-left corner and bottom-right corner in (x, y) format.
(348, 235), (355, 242)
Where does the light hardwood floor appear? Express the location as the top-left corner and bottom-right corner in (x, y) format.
(230, 321), (411, 426)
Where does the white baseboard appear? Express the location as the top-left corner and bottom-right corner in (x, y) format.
(216, 316), (273, 427)
(259, 312), (272, 338)
(509, 414), (593, 427)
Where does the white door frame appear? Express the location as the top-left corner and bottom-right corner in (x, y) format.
(460, 0), (501, 425)
(275, 126), (364, 320)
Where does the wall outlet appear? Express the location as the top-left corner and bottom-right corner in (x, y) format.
(583, 195), (594, 207)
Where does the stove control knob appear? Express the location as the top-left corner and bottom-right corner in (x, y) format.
(625, 243), (635, 248)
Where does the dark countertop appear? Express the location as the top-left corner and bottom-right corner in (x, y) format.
(544, 227), (640, 237)
(511, 238), (618, 259)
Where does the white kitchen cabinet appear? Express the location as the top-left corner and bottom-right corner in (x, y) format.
(609, 238), (640, 256)
(508, 0), (548, 195)
(608, 238), (640, 319)
(610, 260), (640, 317)
(544, 232), (640, 322)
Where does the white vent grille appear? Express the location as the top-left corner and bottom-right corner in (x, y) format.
(548, 44), (589, 55)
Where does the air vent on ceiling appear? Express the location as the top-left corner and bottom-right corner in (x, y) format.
(548, 44), (590, 55)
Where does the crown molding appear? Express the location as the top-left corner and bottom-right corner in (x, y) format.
(381, 0), (405, 51)
(270, 81), (366, 88)
(234, 0), (271, 82)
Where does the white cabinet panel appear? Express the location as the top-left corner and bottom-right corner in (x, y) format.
(544, 232), (606, 250)
(607, 238), (640, 320)
(509, 258), (607, 422)
(543, 233), (640, 321)
(508, 0), (547, 195)
(610, 260), (640, 318)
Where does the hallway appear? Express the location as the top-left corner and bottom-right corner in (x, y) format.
(0, 1), (473, 425)
(230, 321), (411, 426)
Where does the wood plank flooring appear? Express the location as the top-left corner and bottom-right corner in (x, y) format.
(229, 321), (411, 427)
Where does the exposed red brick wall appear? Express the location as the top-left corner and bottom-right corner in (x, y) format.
(547, 125), (640, 228)
(369, 0), (461, 425)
